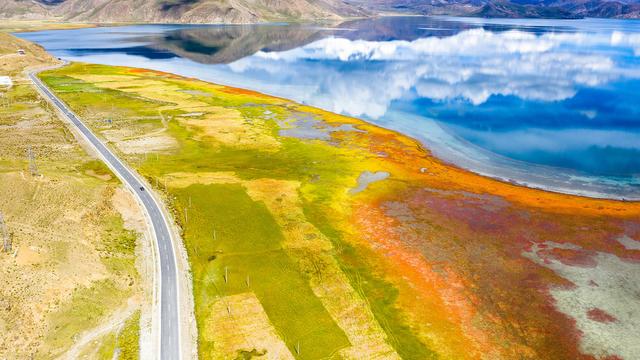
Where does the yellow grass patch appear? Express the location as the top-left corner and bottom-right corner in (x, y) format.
(71, 75), (202, 109)
(0, 21), (93, 34)
(102, 128), (178, 154)
(244, 178), (333, 251)
(305, 252), (401, 360)
(180, 108), (281, 151)
(85, 169), (112, 181)
(71, 73), (282, 151)
(203, 292), (295, 360)
(0, 172), (112, 357)
(66, 74), (139, 84)
(163, 171), (240, 188)
(15, 245), (44, 266)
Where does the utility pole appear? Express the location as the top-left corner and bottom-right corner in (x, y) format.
(27, 145), (38, 177)
(0, 212), (11, 253)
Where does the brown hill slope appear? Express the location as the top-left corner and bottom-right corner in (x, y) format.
(347, 0), (640, 18)
(0, 0), (368, 24)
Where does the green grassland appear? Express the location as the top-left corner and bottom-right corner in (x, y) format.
(95, 311), (141, 360)
(92, 310), (141, 360)
(40, 63), (435, 359)
(174, 184), (350, 358)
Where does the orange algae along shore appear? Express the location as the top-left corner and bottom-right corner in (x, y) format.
(41, 63), (640, 360)
(315, 104), (640, 359)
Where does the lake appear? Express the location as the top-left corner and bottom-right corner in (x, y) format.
(17, 16), (640, 199)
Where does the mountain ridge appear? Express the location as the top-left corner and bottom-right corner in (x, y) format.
(1, 0), (639, 24)
(347, 0), (640, 19)
(1, 0), (369, 24)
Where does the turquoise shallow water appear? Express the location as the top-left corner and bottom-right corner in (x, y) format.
(17, 17), (640, 199)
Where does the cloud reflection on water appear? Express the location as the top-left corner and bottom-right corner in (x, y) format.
(16, 19), (640, 196)
(229, 29), (639, 118)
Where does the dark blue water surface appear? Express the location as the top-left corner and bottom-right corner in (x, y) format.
(17, 17), (640, 199)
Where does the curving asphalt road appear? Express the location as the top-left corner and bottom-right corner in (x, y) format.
(29, 69), (181, 360)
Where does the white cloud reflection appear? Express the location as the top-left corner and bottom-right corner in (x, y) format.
(611, 31), (640, 55)
(228, 28), (639, 119)
(18, 23), (640, 197)
(456, 127), (640, 154)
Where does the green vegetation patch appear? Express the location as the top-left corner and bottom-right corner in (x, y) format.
(44, 280), (128, 357)
(79, 159), (115, 180)
(235, 348), (268, 360)
(95, 332), (117, 359)
(174, 183), (350, 359)
(40, 71), (168, 128)
(0, 84), (43, 125)
(99, 213), (138, 279)
(117, 310), (141, 360)
(93, 310), (140, 360)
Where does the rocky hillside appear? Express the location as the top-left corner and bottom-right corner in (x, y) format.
(347, 0), (640, 18)
(2, 0), (638, 25)
(0, 0), (368, 23)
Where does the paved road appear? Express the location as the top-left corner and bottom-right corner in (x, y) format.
(29, 70), (181, 360)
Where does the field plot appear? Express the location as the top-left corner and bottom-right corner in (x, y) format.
(0, 35), (144, 359)
(41, 62), (640, 360)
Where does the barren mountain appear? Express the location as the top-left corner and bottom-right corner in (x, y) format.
(347, 0), (640, 18)
(3, 0), (639, 22)
(1, 0), (368, 23)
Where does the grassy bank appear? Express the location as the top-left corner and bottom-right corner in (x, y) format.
(40, 62), (640, 360)
(0, 20), (95, 33)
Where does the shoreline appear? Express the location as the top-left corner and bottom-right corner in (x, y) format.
(15, 23), (636, 202)
(55, 57), (640, 204)
(200, 81), (640, 204)
(137, 65), (638, 207)
(409, 117), (640, 202)
(10, 25), (635, 204)
(0, 20), (98, 33)
(131, 70), (640, 203)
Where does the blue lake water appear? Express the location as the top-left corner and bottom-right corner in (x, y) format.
(17, 17), (640, 199)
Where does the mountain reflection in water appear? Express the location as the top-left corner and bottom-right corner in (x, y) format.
(65, 17), (577, 65)
(17, 17), (640, 199)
